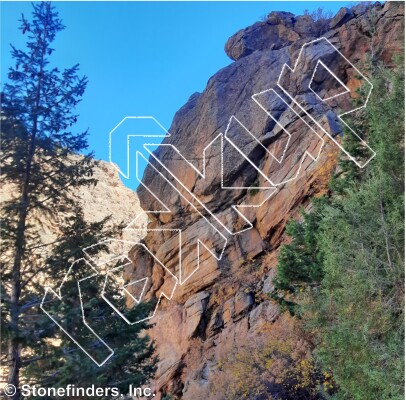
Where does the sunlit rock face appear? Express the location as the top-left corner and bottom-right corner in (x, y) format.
(128, 3), (404, 398)
(1, 157), (146, 266)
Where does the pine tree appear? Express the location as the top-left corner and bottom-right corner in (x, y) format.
(1, 3), (157, 398)
(23, 212), (157, 399)
(272, 60), (405, 398)
(310, 61), (404, 400)
(1, 3), (92, 395)
(270, 204), (325, 316)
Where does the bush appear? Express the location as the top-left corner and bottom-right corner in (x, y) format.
(209, 316), (335, 399)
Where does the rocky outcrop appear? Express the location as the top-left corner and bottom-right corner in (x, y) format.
(0, 158), (147, 260)
(128, 3), (404, 398)
(76, 160), (147, 234)
(225, 2), (403, 65)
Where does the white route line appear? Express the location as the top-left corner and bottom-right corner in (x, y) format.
(309, 59), (351, 102)
(134, 151), (228, 285)
(44, 36), (376, 366)
(109, 116), (170, 180)
(40, 258), (114, 367)
(277, 37), (375, 168)
(101, 243), (178, 325)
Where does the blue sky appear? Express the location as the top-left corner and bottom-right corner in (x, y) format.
(1, 1), (351, 189)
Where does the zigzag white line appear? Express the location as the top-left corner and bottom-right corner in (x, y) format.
(43, 36), (376, 366)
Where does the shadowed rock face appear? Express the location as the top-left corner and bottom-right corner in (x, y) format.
(131, 3), (404, 398)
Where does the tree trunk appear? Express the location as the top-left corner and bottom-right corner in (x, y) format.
(7, 46), (44, 399)
(5, 9), (59, 396)
(8, 213), (25, 398)
(8, 137), (36, 400)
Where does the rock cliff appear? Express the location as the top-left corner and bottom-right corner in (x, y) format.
(0, 159), (146, 263)
(129, 3), (404, 398)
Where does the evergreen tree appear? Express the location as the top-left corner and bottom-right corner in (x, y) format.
(1, 3), (92, 395)
(1, 3), (157, 398)
(270, 204), (325, 316)
(23, 212), (157, 399)
(272, 60), (404, 399)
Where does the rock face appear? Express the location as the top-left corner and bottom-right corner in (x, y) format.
(0, 159), (146, 258)
(77, 161), (147, 234)
(129, 3), (404, 399)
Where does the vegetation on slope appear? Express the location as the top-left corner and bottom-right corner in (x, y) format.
(272, 58), (404, 399)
